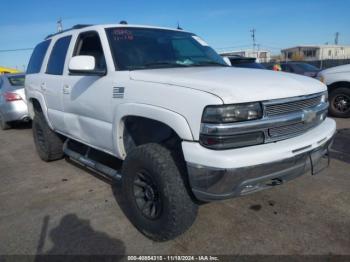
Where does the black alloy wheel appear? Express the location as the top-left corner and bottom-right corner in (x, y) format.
(133, 170), (162, 219)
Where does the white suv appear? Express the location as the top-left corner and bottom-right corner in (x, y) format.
(25, 23), (336, 241)
(317, 64), (350, 118)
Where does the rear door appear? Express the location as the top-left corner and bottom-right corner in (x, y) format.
(43, 35), (72, 132)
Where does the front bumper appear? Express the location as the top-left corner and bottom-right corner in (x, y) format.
(183, 118), (336, 201)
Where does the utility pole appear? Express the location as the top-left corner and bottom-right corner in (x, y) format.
(57, 18), (63, 32)
(250, 29), (256, 55)
(335, 32), (339, 45)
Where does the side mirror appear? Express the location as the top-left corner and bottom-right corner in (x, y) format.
(222, 57), (232, 66)
(68, 55), (106, 76)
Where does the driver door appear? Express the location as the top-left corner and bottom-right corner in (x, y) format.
(62, 31), (114, 152)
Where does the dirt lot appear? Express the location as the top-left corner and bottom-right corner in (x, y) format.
(0, 118), (349, 256)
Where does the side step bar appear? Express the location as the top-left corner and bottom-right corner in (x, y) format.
(63, 139), (122, 181)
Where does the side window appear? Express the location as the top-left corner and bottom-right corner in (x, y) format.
(46, 35), (72, 75)
(73, 32), (106, 71)
(26, 40), (51, 74)
(282, 64), (292, 72)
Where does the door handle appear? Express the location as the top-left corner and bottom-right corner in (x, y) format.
(40, 82), (46, 91)
(63, 84), (70, 94)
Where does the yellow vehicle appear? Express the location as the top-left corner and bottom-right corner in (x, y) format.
(0, 66), (21, 74)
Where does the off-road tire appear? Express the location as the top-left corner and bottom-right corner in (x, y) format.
(120, 143), (198, 241)
(0, 113), (10, 130)
(329, 88), (350, 118)
(32, 111), (64, 161)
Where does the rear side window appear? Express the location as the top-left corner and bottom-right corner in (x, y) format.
(8, 75), (25, 86)
(26, 40), (51, 74)
(46, 36), (72, 75)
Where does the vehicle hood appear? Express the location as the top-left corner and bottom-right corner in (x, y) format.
(130, 67), (326, 104)
(320, 64), (350, 75)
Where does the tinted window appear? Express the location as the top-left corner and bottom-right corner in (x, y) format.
(46, 36), (72, 75)
(74, 32), (106, 71)
(8, 75), (25, 86)
(281, 64), (293, 72)
(293, 63), (319, 71)
(26, 40), (51, 74)
(105, 28), (226, 70)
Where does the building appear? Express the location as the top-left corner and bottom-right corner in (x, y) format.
(0, 66), (20, 74)
(220, 49), (271, 63)
(281, 45), (350, 61)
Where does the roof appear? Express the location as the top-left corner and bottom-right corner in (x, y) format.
(45, 23), (188, 39)
(281, 45), (350, 51)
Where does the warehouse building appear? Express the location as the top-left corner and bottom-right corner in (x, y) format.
(281, 45), (350, 61)
(220, 49), (271, 63)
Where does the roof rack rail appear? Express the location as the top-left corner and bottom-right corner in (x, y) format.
(45, 24), (93, 39)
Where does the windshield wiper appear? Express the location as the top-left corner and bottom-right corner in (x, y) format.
(144, 61), (188, 68)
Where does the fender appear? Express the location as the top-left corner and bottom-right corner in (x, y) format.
(112, 103), (194, 159)
(27, 90), (54, 130)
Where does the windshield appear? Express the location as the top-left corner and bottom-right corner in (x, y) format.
(7, 75), (25, 86)
(294, 63), (319, 71)
(105, 27), (227, 70)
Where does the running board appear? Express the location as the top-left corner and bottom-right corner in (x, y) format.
(63, 139), (122, 181)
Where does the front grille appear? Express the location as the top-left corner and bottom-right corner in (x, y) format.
(265, 95), (322, 117)
(268, 121), (319, 139)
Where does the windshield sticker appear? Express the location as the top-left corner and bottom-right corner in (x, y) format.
(112, 29), (134, 41)
(192, 36), (209, 46)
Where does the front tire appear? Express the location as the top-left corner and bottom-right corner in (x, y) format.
(120, 143), (198, 241)
(32, 111), (64, 161)
(329, 88), (350, 118)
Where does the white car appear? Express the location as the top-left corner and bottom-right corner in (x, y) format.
(317, 64), (350, 117)
(25, 23), (336, 241)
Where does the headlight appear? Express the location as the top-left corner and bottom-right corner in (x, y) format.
(202, 102), (262, 123)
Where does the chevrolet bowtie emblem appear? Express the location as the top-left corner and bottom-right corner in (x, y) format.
(302, 109), (317, 124)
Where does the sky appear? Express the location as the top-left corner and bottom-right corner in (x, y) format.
(0, 0), (349, 69)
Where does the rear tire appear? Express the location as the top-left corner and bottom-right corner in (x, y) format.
(329, 88), (350, 118)
(120, 143), (198, 241)
(0, 114), (10, 130)
(32, 111), (64, 161)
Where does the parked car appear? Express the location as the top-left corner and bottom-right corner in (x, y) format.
(317, 64), (350, 117)
(278, 62), (320, 77)
(0, 73), (29, 129)
(223, 55), (265, 69)
(26, 23), (335, 241)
